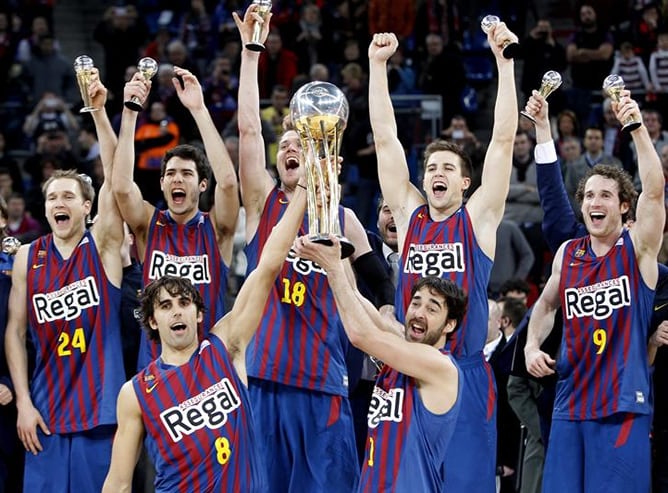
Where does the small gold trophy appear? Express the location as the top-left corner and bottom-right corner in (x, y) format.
(290, 81), (354, 258)
(124, 57), (158, 111)
(246, 0), (272, 52)
(602, 75), (642, 132)
(73, 55), (98, 113)
(481, 15), (520, 59)
(520, 71), (562, 123)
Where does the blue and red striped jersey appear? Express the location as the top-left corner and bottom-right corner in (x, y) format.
(396, 205), (493, 358)
(358, 350), (461, 492)
(26, 231), (124, 433)
(244, 187), (349, 396)
(133, 335), (265, 493)
(138, 209), (228, 369)
(556, 229), (653, 420)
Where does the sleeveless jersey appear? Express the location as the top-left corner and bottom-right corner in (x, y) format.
(139, 209), (228, 368)
(244, 187), (349, 396)
(133, 335), (265, 493)
(556, 229), (653, 420)
(359, 350), (461, 492)
(396, 205), (493, 357)
(26, 231), (124, 433)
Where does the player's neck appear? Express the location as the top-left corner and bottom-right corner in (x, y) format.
(52, 227), (86, 259)
(168, 207), (200, 225)
(428, 201), (460, 222)
(160, 343), (198, 367)
(589, 226), (623, 256)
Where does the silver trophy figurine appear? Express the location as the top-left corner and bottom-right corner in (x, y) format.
(481, 15), (520, 59)
(124, 57), (158, 111)
(289, 81), (354, 258)
(520, 71), (562, 123)
(246, 0), (272, 52)
(2, 236), (21, 256)
(73, 55), (98, 113)
(602, 75), (642, 132)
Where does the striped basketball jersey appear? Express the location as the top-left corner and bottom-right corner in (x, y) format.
(26, 231), (124, 433)
(396, 205), (493, 357)
(139, 209), (228, 368)
(359, 350), (461, 492)
(133, 335), (265, 493)
(556, 229), (653, 420)
(244, 187), (349, 396)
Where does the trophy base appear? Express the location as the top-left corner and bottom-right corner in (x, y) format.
(310, 234), (355, 259)
(245, 41), (266, 52)
(124, 100), (143, 112)
(621, 121), (642, 133)
(519, 110), (536, 123)
(502, 42), (520, 59)
(79, 106), (99, 114)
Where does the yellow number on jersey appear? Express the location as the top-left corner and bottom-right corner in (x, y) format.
(280, 278), (306, 307)
(215, 437), (232, 465)
(367, 436), (375, 467)
(57, 328), (87, 357)
(593, 328), (607, 355)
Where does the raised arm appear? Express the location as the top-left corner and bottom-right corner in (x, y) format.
(527, 91), (586, 250)
(172, 66), (239, 265)
(295, 236), (458, 413)
(102, 382), (144, 493)
(215, 181), (307, 378)
(234, 6), (276, 238)
(5, 247), (50, 455)
(525, 243), (564, 377)
(111, 74), (155, 250)
(466, 22), (519, 257)
(368, 32), (425, 236)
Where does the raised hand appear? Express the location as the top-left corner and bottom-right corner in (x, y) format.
(233, 4), (272, 47)
(123, 72), (151, 109)
(293, 234), (341, 272)
(173, 66), (204, 111)
(87, 68), (108, 110)
(368, 32), (398, 63)
(487, 22), (519, 61)
(524, 91), (549, 127)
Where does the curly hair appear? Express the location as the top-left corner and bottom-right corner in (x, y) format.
(410, 276), (468, 338)
(574, 164), (637, 223)
(139, 276), (206, 342)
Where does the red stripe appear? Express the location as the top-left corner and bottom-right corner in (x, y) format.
(484, 360), (496, 420)
(326, 395), (341, 427)
(614, 413), (634, 448)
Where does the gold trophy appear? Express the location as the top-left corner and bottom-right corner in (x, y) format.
(73, 55), (98, 113)
(290, 81), (354, 258)
(2, 236), (20, 256)
(602, 75), (642, 132)
(124, 57), (158, 111)
(481, 15), (520, 59)
(245, 0), (272, 52)
(520, 71), (562, 123)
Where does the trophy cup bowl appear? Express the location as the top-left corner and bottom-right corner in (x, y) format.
(602, 74), (642, 132)
(1, 236), (21, 256)
(246, 0), (272, 52)
(520, 70), (562, 123)
(73, 55), (98, 113)
(290, 81), (354, 259)
(481, 15), (520, 59)
(124, 57), (158, 111)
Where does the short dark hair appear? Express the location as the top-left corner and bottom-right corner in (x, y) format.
(498, 296), (527, 328)
(574, 164), (637, 223)
(410, 276), (468, 335)
(499, 278), (530, 297)
(161, 144), (211, 183)
(139, 276), (206, 342)
(423, 139), (473, 179)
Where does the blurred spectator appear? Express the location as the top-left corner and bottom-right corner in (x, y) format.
(77, 121), (100, 172)
(203, 55), (238, 133)
(649, 31), (668, 119)
(565, 4), (615, 124)
(368, 0), (415, 42)
(258, 30), (298, 99)
(418, 33), (466, 128)
(293, 3), (328, 74)
(178, 0), (213, 76)
(597, 97), (633, 173)
(22, 123), (78, 193)
(555, 109), (581, 149)
(15, 15), (58, 64)
(441, 114), (482, 151)
(22, 92), (78, 147)
(0, 132), (24, 193)
(559, 136), (583, 173)
(520, 19), (567, 110)
(387, 42), (416, 96)
(260, 84), (289, 169)
(610, 41), (652, 99)
(93, 5), (149, 111)
(21, 33), (77, 105)
(414, 0), (462, 56)
(0, 168), (11, 201)
(211, 0), (245, 52)
(5, 192), (41, 243)
(144, 25), (173, 63)
(489, 220), (535, 299)
(632, 2), (664, 66)
(0, 11), (18, 101)
(632, 107), (668, 189)
(165, 39), (200, 77)
(309, 62), (330, 81)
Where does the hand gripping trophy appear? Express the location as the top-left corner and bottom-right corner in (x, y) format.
(521, 71), (562, 123)
(289, 81), (355, 258)
(481, 15), (520, 59)
(602, 75), (642, 132)
(124, 57), (158, 111)
(73, 55), (98, 113)
(245, 0), (272, 52)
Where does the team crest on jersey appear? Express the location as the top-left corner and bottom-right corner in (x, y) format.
(160, 378), (241, 442)
(32, 275), (100, 323)
(37, 250), (46, 258)
(148, 251), (211, 285)
(404, 242), (465, 276)
(575, 248), (585, 258)
(367, 386), (404, 429)
(285, 247), (326, 276)
(564, 275), (631, 320)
